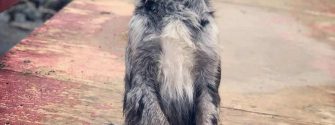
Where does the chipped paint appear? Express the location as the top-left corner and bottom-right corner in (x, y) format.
(0, 69), (78, 125)
(0, 0), (132, 124)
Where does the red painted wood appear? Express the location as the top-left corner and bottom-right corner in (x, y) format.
(0, 0), (18, 12)
(0, 0), (133, 124)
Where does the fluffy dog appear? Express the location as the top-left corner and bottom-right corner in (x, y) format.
(124, 0), (221, 125)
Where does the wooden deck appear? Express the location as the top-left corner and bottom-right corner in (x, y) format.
(0, 0), (334, 124)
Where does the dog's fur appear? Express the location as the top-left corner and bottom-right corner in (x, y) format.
(124, 0), (221, 125)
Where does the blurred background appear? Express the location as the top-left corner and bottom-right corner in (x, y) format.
(0, 0), (334, 125)
(0, 0), (70, 55)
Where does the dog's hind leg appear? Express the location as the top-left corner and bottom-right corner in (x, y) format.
(194, 52), (221, 125)
(124, 39), (169, 125)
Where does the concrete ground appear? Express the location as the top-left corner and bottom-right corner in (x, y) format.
(0, 0), (334, 124)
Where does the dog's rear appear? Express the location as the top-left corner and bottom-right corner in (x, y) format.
(124, 0), (221, 125)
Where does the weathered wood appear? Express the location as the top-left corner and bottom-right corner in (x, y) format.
(0, 0), (133, 124)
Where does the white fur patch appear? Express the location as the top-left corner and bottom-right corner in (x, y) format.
(129, 15), (153, 48)
(159, 20), (195, 102)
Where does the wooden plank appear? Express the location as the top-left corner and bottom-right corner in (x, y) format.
(0, 69), (80, 125)
(0, 0), (133, 124)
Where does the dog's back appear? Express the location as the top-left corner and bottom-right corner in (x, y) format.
(124, 0), (220, 125)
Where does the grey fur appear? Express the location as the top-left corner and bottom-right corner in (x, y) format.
(124, 0), (221, 125)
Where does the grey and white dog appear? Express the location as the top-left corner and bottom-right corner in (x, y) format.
(124, 0), (221, 125)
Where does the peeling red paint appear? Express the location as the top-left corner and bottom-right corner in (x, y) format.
(0, 1), (131, 83)
(0, 0), (133, 124)
(0, 69), (78, 124)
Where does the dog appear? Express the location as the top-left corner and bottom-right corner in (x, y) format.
(124, 0), (221, 124)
